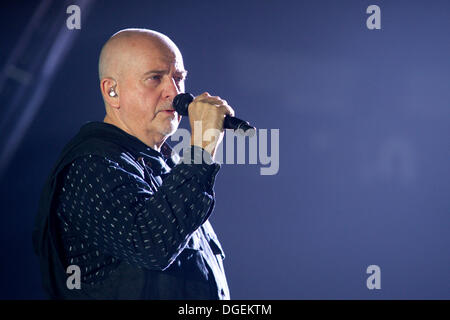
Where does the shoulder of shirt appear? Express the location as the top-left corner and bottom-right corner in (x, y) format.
(67, 151), (146, 182)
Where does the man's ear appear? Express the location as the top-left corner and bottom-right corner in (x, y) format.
(100, 77), (120, 108)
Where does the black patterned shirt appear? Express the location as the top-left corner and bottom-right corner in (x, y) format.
(55, 144), (221, 286)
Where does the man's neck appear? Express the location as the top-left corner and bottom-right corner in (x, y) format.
(103, 115), (165, 152)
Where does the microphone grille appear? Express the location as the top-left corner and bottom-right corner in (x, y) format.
(173, 93), (194, 116)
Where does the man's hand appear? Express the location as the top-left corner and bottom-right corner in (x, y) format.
(188, 92), (235, 159)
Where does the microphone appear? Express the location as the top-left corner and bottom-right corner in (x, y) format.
(173, 93), (256, 137)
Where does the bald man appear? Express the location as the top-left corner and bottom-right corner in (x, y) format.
(33, 29), (232, 299)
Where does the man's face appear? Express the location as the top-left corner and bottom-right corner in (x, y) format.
(118, 38), (186, 142)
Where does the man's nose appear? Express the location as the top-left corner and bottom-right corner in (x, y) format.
(163, 77), (180, 100)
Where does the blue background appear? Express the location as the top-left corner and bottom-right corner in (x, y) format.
(0, 0), (449, 299)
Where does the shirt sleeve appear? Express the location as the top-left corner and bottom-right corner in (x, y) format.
(56, 147), (220, 271)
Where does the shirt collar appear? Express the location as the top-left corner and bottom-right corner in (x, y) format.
(79, 121), (179, 175)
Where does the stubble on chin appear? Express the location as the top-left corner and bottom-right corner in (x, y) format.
(159, 117), (180, 137)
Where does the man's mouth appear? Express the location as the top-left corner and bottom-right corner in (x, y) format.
(157, 107), (176, 114)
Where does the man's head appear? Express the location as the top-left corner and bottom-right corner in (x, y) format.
(98, 28), (187, 150)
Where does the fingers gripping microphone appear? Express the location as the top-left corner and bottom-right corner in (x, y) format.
(173, 93), (256, 137)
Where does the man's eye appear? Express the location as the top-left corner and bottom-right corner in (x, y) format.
(147, 75), (162, 81)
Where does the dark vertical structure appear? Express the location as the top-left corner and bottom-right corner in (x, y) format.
(0, 0), (95, 179)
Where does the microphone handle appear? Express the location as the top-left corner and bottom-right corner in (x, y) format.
(224, 115), (256, 137)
